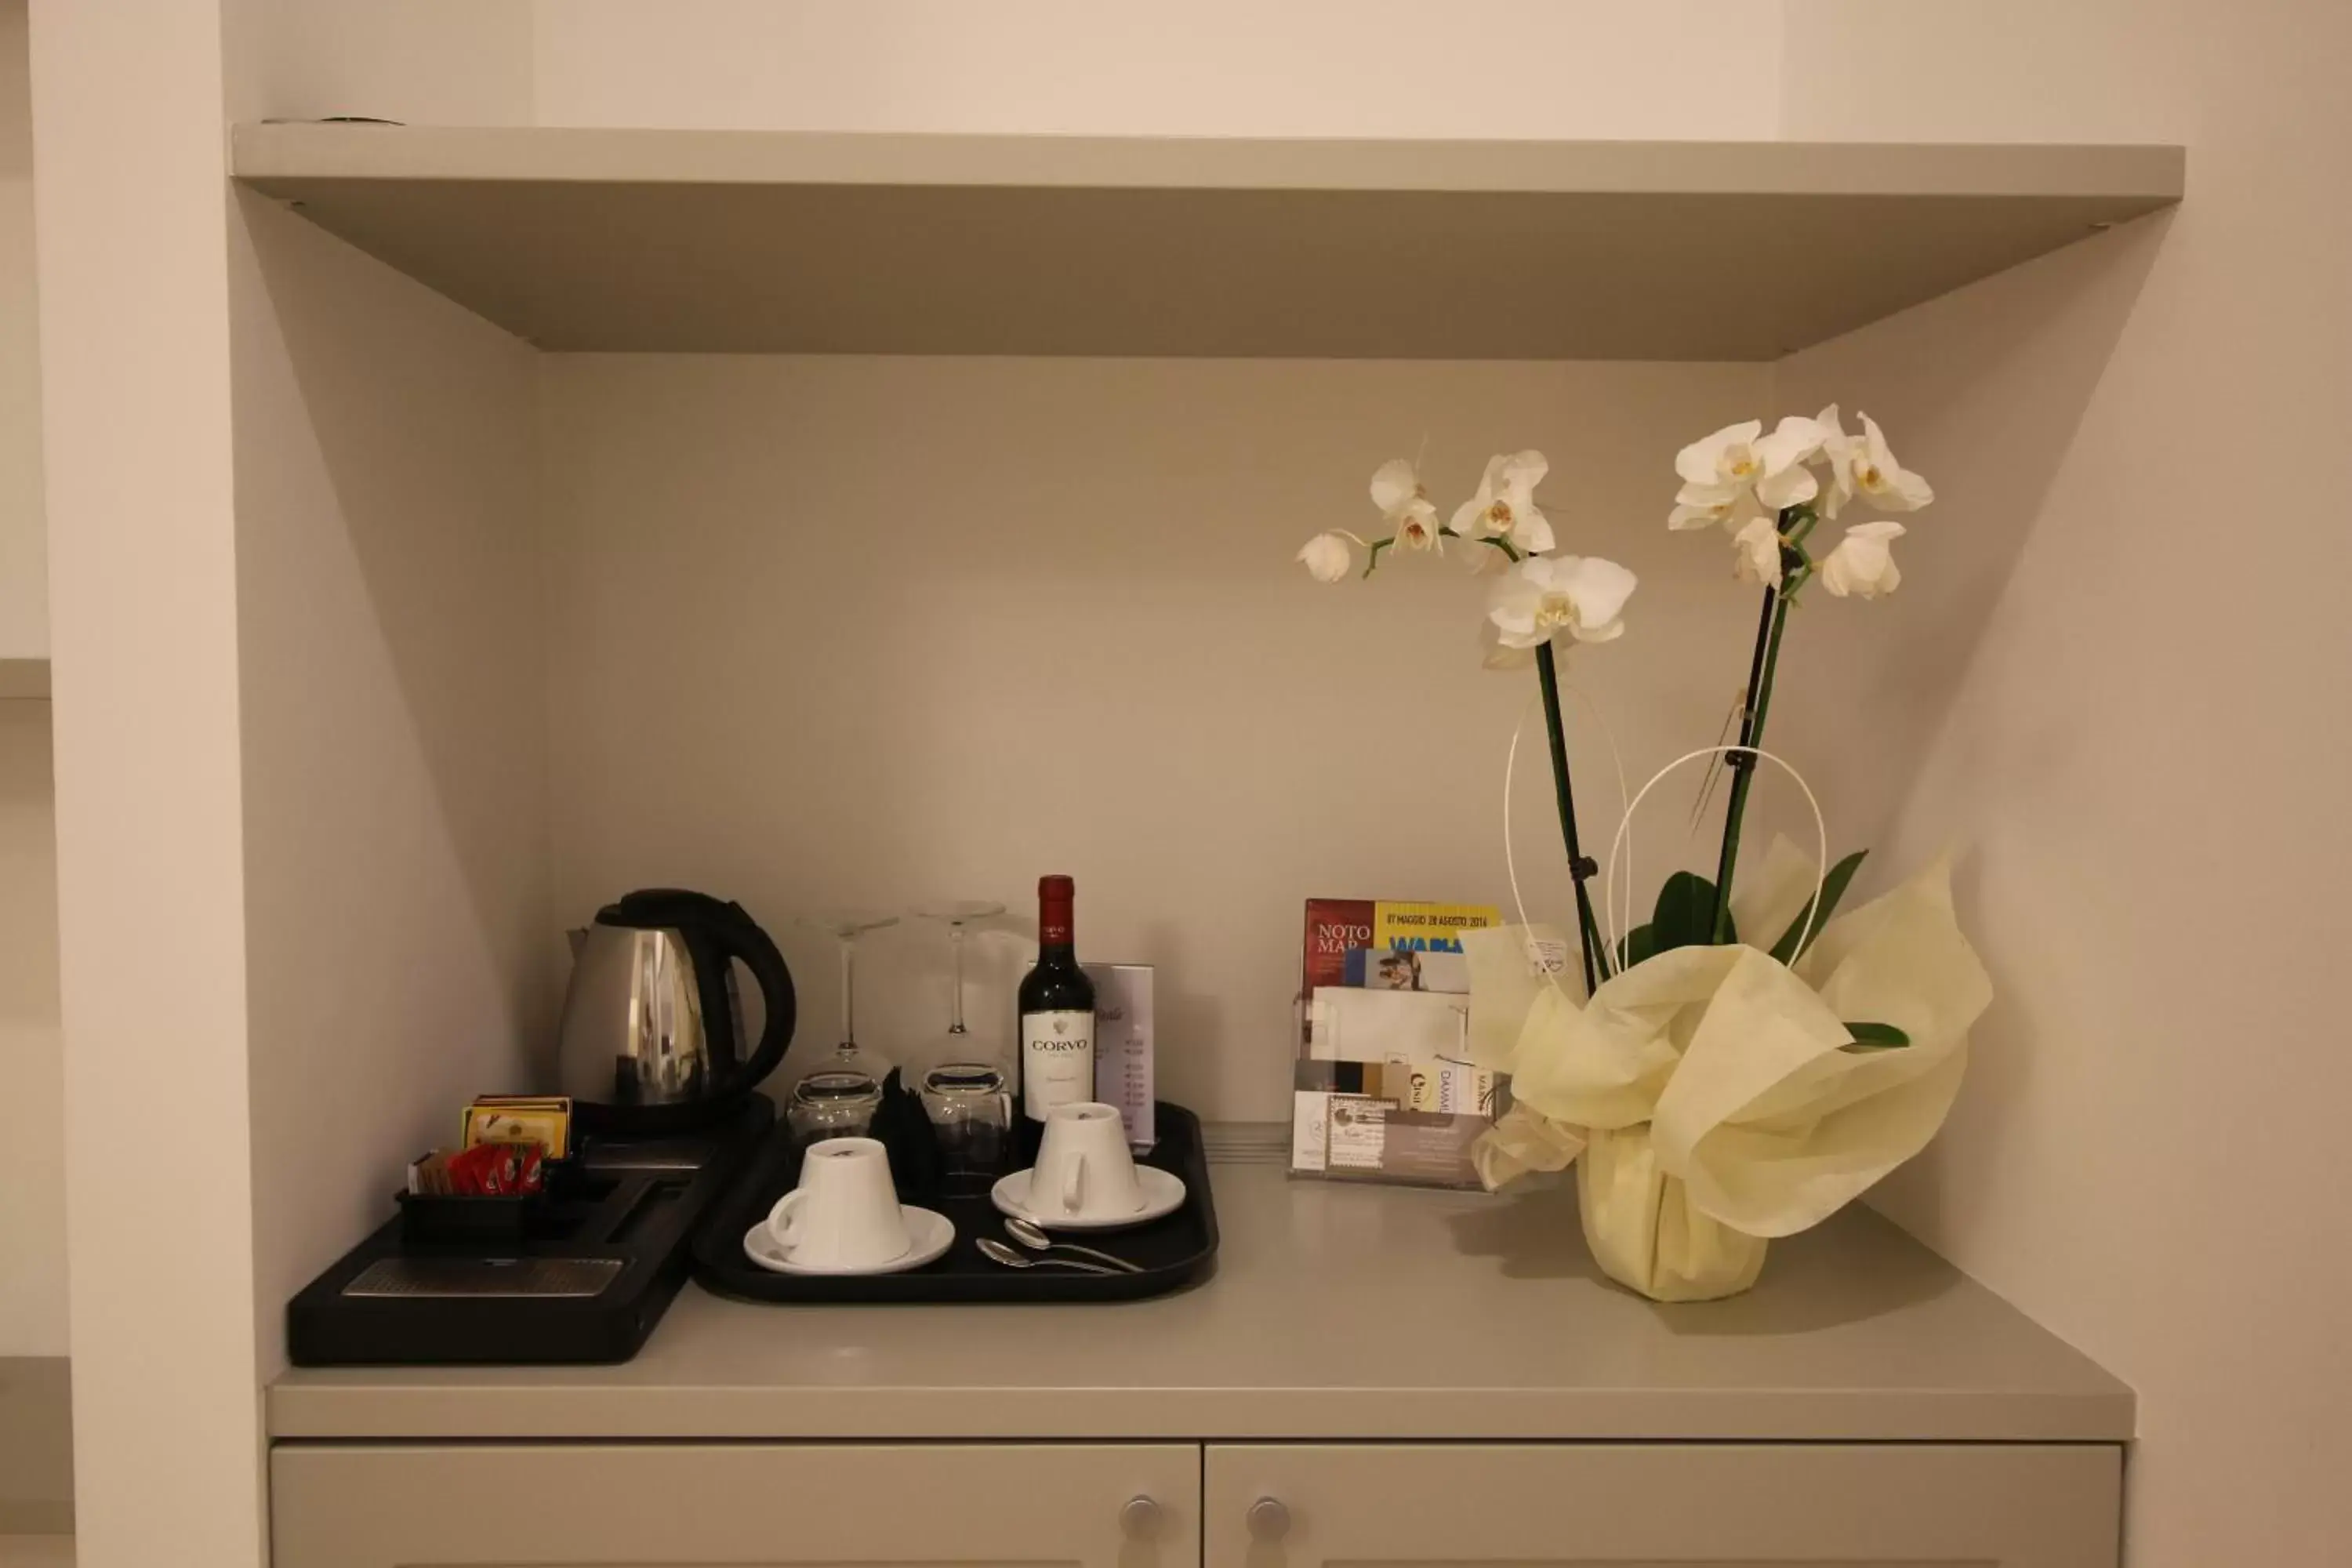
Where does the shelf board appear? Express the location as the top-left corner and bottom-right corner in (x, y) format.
(269, 1164), (2131, 1442)
(233, 124), (2183, 361)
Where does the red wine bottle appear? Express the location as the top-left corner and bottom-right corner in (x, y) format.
(1016, 874), (1097, 1145)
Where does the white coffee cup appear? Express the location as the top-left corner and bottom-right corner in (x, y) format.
(767, 1138), (910, 1270)
(1029, 1102), (1145, 1221)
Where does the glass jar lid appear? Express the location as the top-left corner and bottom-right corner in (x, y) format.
(791, 1068), (881, 1105)
(923, 1062), (1005, 1097)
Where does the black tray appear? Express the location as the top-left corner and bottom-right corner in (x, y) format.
(288, 1097), (772, 1365)
(691, 1102), (1217, 1303)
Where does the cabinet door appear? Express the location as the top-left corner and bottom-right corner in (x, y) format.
(1207, 1444), (2118, 1568)
(274, 1443), (1199, 1568)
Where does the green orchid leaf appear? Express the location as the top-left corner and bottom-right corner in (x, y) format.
(1616, 922), (1660, 970)
(1842, 1021), (1912, 1051)
(1652, 872), (1725, 953)
(1769, 849), (1867, 966)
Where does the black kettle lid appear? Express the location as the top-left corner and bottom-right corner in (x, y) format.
(597, 887), (748, 930)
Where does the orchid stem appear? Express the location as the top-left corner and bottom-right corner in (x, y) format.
(1711, 575), (1793, 942)
(1535, 641), (1607, 993)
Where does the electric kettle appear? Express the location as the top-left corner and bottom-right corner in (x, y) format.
(554, 888), (797, 1134)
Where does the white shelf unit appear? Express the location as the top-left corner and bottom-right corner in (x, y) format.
(230, 125), (2183, 360)
(48, 67), (2191, 1565)
(194, 125), (2187, 1317)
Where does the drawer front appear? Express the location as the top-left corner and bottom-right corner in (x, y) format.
(1207, 1443), (2119, 1568)
(274, 1442), (1200, 1568)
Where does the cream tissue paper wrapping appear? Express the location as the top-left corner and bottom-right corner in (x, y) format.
(1463, 844), (1993, 1301)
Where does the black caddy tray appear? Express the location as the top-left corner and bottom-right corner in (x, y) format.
(691, 1102), (1217, 1303)
(288, 1097), (772, 1365)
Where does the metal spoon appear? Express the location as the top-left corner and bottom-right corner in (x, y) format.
(1002, 1216), (1146, 1273)
(975, 1236), (1118, 1275)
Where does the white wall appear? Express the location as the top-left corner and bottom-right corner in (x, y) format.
(30, 0), (264, 1563)
(540, 355), (1769, 1119)
(525, 0), (1798, 1122)
(533, 0), (1786, 139)
(223, 0), (532, 126)
(29, 2), (540, 1565)
(220, 0), (554, 1383)
(227, 193), (554, 1385)
(1, 0), (42, 659)
(1778, 2), (2352, 1563)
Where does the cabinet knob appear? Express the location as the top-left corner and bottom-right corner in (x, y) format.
(1247, 1497), (1292, 1541)
(1122, 1495), (1164, 1537)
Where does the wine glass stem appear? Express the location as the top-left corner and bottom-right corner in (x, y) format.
(949, 921), (967, 1035)
(839, 935), (858, 1054)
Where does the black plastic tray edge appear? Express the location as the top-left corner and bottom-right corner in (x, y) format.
(285, 1099), (773, 1367)
(690, 1102), (1218, 1305)
(287, 1250), (683, 1367)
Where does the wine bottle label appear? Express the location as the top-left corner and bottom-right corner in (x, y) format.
(1020, 1009), (1095, 1121)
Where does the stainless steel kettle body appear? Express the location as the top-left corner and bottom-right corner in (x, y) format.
(553, 889), (797, 1133)
(556, 924), (715, 1108)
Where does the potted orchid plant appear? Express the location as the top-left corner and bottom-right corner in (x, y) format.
(1296, 413), (1992, 1303)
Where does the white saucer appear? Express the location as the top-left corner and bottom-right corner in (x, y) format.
(741, 1206), (956, 1276)
(990, 1166), (1187, 1232)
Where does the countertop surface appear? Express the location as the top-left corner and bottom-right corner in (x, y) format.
(268, 1162), (2132, 1443)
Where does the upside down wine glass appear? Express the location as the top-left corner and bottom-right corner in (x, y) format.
(913, 899), (1012, 1194)
(786, 909), (900, 1149)
(913, 899), (1005, 1051)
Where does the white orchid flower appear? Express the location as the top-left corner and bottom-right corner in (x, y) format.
(1819, 521), (1907, 598)
(1297, 532), (1356, 583)
(1731, 515), (1784, 588)
(1370, 458), (1442, 546)
(1671, 416), (1833, 528)
(1450, 451), (1557, 554)
(1671, 416), (1831, 530)
(1392, 510), (1443, 551)
(1675, 420), (1766, 495)
(1752, 414), (1835, 510)
(1667, 486), (1766, 533)
(1486, 554), (1638, 650)
(1822, 412), (1933, 517)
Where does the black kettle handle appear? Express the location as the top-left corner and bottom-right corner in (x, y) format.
(604, 890), (798, 1095)
(699, 900), (797, 1094)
